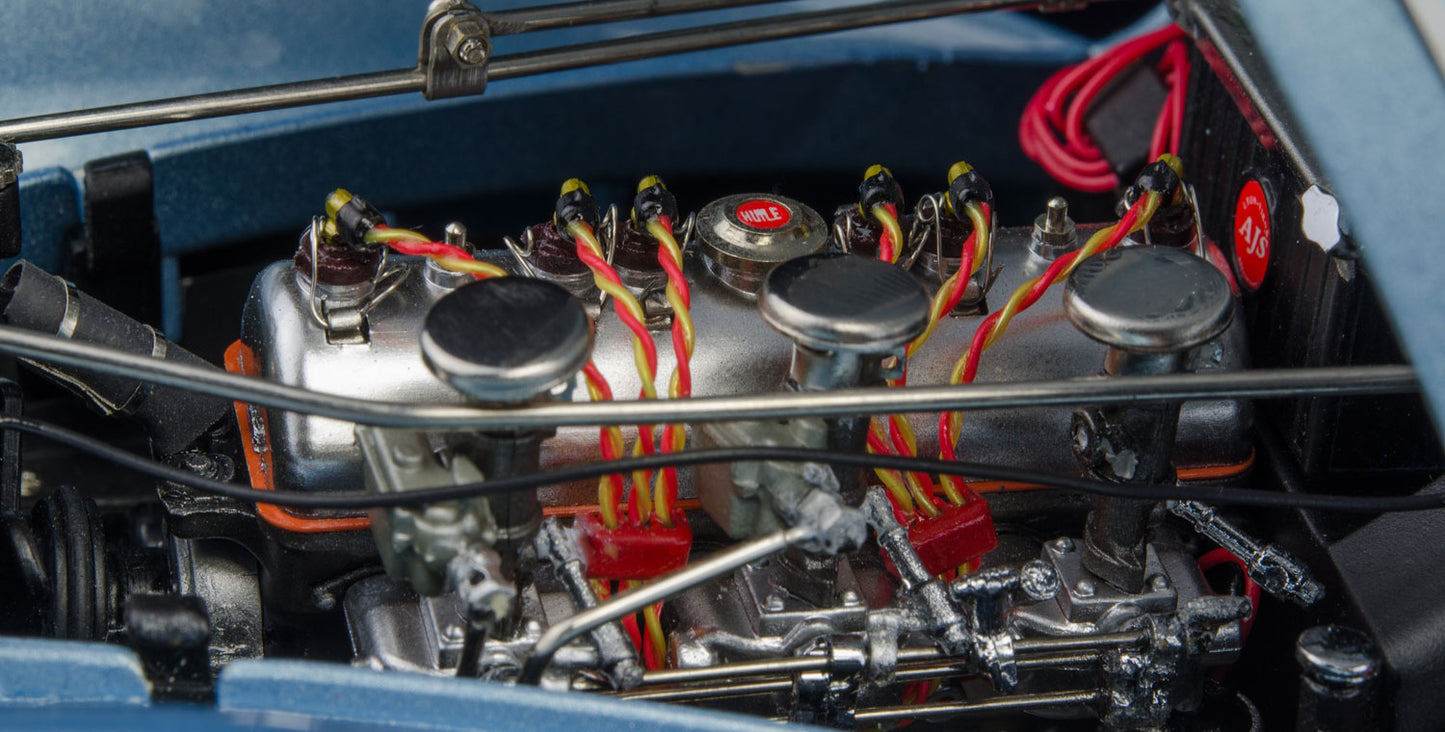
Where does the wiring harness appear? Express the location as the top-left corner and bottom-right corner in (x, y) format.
(1019, 24), (1189, 192)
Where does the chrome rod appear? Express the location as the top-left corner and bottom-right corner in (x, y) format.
(519, 527), (812, 685)
(0, 70), (424, 144)
(893, 630), (1147, 662)
(0, 326), (1416, 429)
(0, 0), (1048, 143)
(891, 652), (1101, 682)
(852, 689), (1103, 723)
(487, 0), (791, 35)
(641, 655), (828, 685)
(487, 0), (1044, 80)
(618, 678), (793, 702)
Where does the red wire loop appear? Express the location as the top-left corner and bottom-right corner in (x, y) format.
(1019, 24), (1188, 192)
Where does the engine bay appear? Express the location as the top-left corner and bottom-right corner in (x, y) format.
(0, 1), (1441, 730)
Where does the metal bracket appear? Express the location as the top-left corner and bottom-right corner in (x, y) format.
(419, 0), (492, 100)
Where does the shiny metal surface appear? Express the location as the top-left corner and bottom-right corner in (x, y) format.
(1064, 247), (1234, 354)
(1295, 625), (1380, 686)
(519, 526), (812, 685)
(695, 193), (828, 297)
(240, 257), (466, 493)
(759, 253), (929, 354)
(0, 228), (1413, 487)
(851, 689), (1104, 723)
(421, 279), (592, 404)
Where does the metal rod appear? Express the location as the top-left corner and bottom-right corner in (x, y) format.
(0, 0), (1045, 143)
(891, 652), (1101, 682)
(519, 526), (811, 685)
(636, 634), (1134, 688)
(0, 326), (1416, 430)
(852, 689), (1103, 724)
(487, 0), (790, 35)
(893, 631), (1144, 663)
(0, 70), (423, 144)
(617, 678), (793, 702)
(642, 655), (828, 685)
(487, 0), (1043, 80)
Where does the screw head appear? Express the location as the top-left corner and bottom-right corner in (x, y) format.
(443, 624), (466, 642)
(766, 594), (786, 612)
(458, 37), (488, 65)
(1074, 579), (1096, 598)
(840, 590), (863, 607)
(1050, 537), (1076, 554)
(1019, 560), (1061, 602)
(1148, 573), (1170, 592)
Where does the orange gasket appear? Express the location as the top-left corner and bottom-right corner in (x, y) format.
(224, 340), (371, 533)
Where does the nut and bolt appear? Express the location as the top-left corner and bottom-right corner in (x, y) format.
(457, 37), (488, 65)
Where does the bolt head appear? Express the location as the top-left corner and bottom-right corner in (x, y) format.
(1148, 573), (1170, 592)
(443, 624), (466, 642)
(458, 37), (488, 65)
(1050, 537), (1076, 554)
(766, 594), (786, 612)
(1019, 560), (1061, 602)
(391, 443), (425, 469)
(840, 590), (862, 607)
(1074, 579), (1096, 598)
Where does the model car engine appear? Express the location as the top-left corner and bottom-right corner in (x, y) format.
(0, 1), (1439, 730)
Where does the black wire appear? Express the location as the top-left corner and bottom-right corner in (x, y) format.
(6, 415), (1445, 513)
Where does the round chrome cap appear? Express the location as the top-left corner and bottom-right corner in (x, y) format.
(696, 193), (828, 297)
(759, 253), (929, 353)
(1296, 625), (1379, 686)
(422, 277), (592, 403)
(1064, 246), (1233, 353)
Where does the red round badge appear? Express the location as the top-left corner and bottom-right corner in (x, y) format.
(734, 198), (792, 230)
(1233, 179), (1271, 290)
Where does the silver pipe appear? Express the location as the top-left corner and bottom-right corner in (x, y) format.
(487, 0), (792, 35)
(0, 71), (423, 144)
(1013, 631), (1146, 654)
(617, 678), (793, 702)
(891, 652), (1101, 682)
(0, 0), (1051, 142)
(637, 633), (1137, 687)
(642, 655), (828, 685)
(519, 526), (812, 684)
(487, 0), (1049, 80)
(852, 689), (1103, 723)
(0, 326), (1417, 430)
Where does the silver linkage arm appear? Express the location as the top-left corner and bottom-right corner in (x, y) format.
(518, 525), (814, 685)
(1168, 500), (1324, 607)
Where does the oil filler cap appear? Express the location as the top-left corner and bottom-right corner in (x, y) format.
(422, 278), (593, 403)
(760, 252), (929, 354)
(697, 193), (828, 298)
(1063, 246), (1233, 354)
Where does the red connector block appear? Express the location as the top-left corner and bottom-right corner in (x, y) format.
(575, 509), (693, 581)
(909, 500), (998, 575)
(883, 499), (998, 578)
